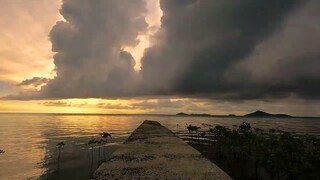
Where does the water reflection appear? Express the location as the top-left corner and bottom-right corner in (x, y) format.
(37, 115), (135, 180)
(0, 114), (319, 179)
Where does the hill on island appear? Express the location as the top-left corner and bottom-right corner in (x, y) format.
(244, 111), (292, 118)
(176, 112), (189, 116)
(176, 112), (212, 117)
(176, 111), (292, 118)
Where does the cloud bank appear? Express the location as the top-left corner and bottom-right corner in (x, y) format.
(39, 0), (147, 99)
(7, 0), (320, 102)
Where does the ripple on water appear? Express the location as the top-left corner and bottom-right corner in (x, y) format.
(0, 114), (319, 179)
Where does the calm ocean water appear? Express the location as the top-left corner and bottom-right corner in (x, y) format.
(0, 113), (319, 179)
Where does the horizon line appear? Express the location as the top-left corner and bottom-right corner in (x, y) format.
(0, 112), (319, 119)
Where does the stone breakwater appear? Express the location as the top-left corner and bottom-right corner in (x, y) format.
(92, 120), (231, 180)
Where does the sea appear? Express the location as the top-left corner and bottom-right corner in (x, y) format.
(0, 113), (319, 180)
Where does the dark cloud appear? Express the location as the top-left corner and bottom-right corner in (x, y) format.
(5, 0), (320, 103)
(18, 77), (49, 87)
(228, 0), (320, 100)
(141, 0), (311, 99)
(36, 0), (147, 99)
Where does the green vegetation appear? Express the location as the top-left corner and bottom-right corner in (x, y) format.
(186, 122), (320, 179)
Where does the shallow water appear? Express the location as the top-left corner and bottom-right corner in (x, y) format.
(0, 113), (319, 179)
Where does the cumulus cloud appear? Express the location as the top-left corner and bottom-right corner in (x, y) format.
(5, 0), (320, 104)
(33, 0), (148, 99)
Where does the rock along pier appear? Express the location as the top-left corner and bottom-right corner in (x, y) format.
(92, 120), (231, 180)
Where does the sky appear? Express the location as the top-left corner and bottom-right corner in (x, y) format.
(0, 0), (320, 116)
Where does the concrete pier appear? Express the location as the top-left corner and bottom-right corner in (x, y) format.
(92, 120), (231, 180)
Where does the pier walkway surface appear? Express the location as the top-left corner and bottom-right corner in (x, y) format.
(92, 120), (231, 180)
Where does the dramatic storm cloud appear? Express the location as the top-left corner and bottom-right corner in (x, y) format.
(37, 0), (148, 99)
(229, 0), (320, 99)
(6, 0), (320, 102)
(141, 0), (320, 100)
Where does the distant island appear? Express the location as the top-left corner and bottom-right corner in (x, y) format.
(176, 112), (232, 117)
(176, 110), (292, 118)
(244, 110), (292, 118)
(176, 112), (212, 117)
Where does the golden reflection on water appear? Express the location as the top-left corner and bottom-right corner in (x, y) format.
(0, 114), (319, 179)
(0, 114), (146, 179)
(0, 115), (47, 179)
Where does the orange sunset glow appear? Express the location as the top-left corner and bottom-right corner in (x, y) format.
(0, 0), (320, 116)
(0, 0), (163, 114)
(1, 1), (320, 180)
